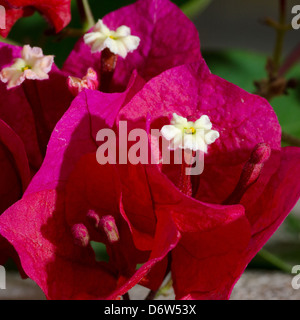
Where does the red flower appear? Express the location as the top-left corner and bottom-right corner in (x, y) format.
(0, 42), (73, 270)
(63, 0), (201, 92)
(0, 0), (201, 283)
(1, 59), (299, 299)
(0, 0), (71, 37)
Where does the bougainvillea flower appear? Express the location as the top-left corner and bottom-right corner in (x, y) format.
(0, 0), (71, 38)
(0, 42), (73, 170)
(0, 42), (73, 269)
(67, 68), (99, 96)
(83, 19), (141, 58)
(161, 113), (220, 152)
(115, 60), (300, 299)
(0, 118), (30, 213)
(1, 56), (299, 300)
(0, 72), (182, 299)
(63, 0), (201, 92)
(0, 45), (54, 89)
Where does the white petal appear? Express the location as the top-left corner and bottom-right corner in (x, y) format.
(84, 32), (108, 53)
(2, 69), (25, 89)
(205, 130), (220, 144)
(32, 55), (54, 75)
(84, 32), (104, 45)
(9, 58), (26, 70)
(93, 19), (110, 35)
(161, 125), (182, 141)
(103, 37), (120, 55)
(182, 134), (196, 151)
(195, 136), (208, 153)
(194, 115), (212, 130)
(115, 25), (131, 37)
(171, 113), (188, 126)
(119, 35), (140, 53)
(21, 45), (43, 61)
(170, 134), (184, 150)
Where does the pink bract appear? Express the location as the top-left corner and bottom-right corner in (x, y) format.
(0, 42), (73, 270)
(63, 0), (201, 91)
(1, 58), (299, 299)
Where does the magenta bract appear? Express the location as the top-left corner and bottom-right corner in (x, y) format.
(63, 0), (201, 92)
(1, 56), (298, 299)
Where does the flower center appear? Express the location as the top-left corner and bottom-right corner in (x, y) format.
(0, 45), (54, 89)
(160, 113), (220, 153)
(21, 65), (32, 72)
(184, 127), (196, 134)
(83, 19), (140, 59)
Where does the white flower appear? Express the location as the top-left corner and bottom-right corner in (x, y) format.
(0, 45), (54, 89)
(83, 19), (140, 58)
(161, 113), (220, 153)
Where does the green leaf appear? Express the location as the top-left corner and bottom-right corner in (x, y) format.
(90, 241), (109, 262)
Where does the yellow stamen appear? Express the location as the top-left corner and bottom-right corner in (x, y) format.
(21, 66), (31, 72)
(185, 127), (196, 134)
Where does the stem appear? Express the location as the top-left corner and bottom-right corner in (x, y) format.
(178, 150), (195, 197)
(59, 28), (85, 38)
(100, 48), (117, 92)
(76, 0), (95, 31)
(281, 131), (300, 147)
(272, 0), (287, 75)
(258, 248), (292, 273)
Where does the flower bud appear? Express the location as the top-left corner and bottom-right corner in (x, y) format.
(72, 223), (90, 247)
(100, 215), (120, 244)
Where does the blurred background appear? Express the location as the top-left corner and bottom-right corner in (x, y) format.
(1, 0), (300, 299)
